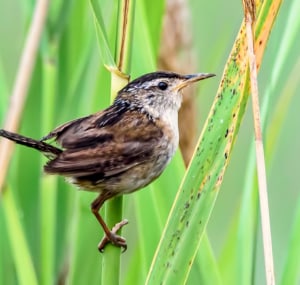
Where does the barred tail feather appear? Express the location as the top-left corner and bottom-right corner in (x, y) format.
(0, 129), (62, 156)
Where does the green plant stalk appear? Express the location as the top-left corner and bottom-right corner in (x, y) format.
(101, 1), (136, 284)
(2, 185), (38, 285)
(100, 197), (124, 284)
(102, 72), (128, 285)
(146, 0), (282, 283)
(40, 176), (57, 285)
(40, 41), (58, 285)
(120, 2), (166, 281)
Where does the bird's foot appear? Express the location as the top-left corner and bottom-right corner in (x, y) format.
(98, 219), (129, 252)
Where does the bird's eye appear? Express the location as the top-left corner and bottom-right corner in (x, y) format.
(158, 81), (168, 90)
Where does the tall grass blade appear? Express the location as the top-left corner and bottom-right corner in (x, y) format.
(223, 0), (298, 282)
(40, 41), (59, 285)
(89, 0), (117, 68)
(146, 0), (282, 283)
(2, 185), (38, 285)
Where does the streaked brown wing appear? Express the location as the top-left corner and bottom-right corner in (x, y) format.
(44, 141), (155, 177)
(41, 103), (128, 145)
(41, 115), (92, 142)
(44, 110), (163, 178)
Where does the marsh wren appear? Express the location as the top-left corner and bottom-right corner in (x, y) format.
(0, 71), (214, 252)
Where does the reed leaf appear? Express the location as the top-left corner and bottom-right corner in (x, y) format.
(146, 0), (282, 283)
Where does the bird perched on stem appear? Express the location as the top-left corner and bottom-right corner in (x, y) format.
(0, 71), (214, 252)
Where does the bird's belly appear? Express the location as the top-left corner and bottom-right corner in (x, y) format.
(118, 139), (178, 194)
(116, 159), (168, 194)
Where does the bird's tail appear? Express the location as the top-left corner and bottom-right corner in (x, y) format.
(0, 129), (62, 156)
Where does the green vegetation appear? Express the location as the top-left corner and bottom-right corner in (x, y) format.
(0, 0), (299, 284)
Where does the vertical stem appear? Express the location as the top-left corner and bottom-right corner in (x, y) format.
(243, 1), (275, 283)
(0, 0), (50, 193)
(40, 41), (58, 285)
(101, 0), (135, 284)
(101, 197), (123, 284)
(116, 0), (136, 73)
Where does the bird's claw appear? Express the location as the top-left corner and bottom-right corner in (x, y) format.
(98, 219), (129, 252)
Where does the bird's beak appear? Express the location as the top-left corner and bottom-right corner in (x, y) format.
(174, 73), (215, 91)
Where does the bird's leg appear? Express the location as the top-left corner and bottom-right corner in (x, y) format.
(91, 193), (128, 252)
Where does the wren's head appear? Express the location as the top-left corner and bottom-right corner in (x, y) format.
(115, 71), (215, 120)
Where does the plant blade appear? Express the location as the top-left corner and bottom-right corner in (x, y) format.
(146, 0), (282, 283)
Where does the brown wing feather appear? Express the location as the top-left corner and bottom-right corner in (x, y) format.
(44, 110), (163, 178)
(41, 103), (129, 145)
(41, 115), (92, 142)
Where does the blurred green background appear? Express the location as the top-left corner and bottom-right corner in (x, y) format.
(0, 0), (299, 284)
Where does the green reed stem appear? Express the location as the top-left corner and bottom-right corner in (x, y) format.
(40, 40), (58, 285)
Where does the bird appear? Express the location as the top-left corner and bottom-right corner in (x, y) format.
(0, 71), (214, 252)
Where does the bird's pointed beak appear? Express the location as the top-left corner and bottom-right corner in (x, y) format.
(174, 73), (215, 91)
